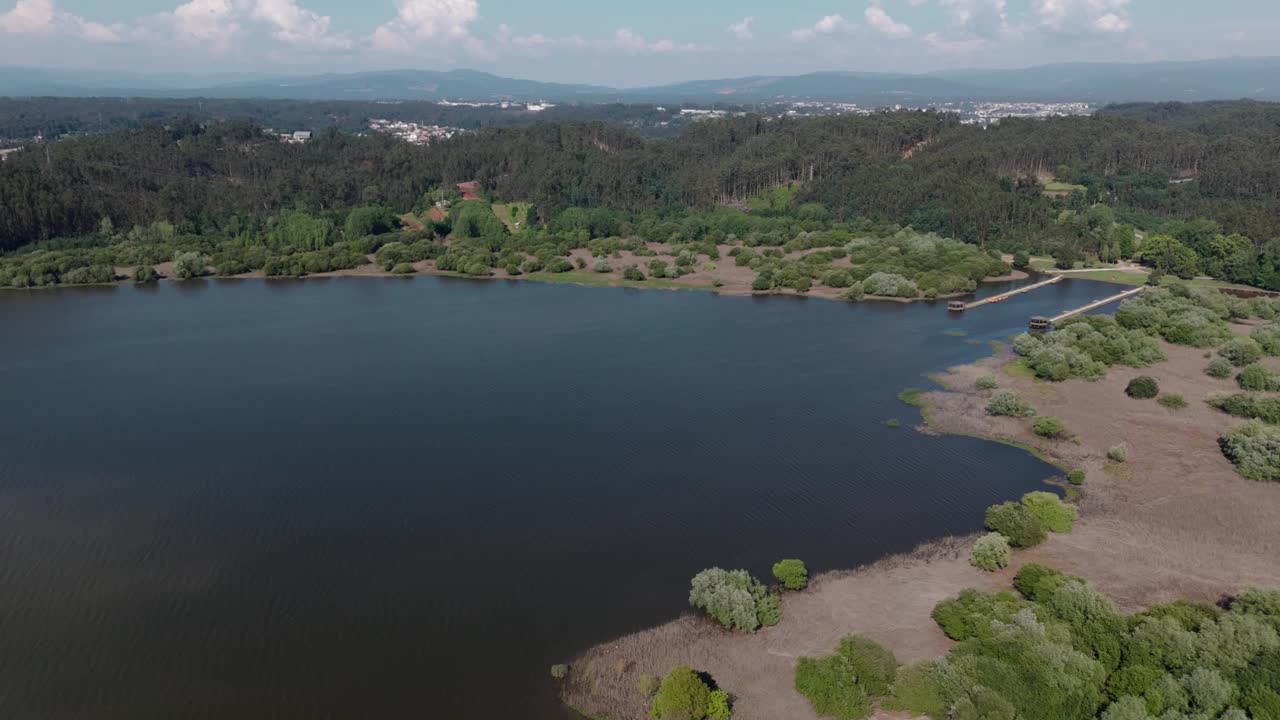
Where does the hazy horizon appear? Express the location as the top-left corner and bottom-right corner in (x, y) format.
(1, 1), (1277, 86)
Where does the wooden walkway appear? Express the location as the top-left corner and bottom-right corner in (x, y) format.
(1049, 286), (1147, 323)
(952, 275), (1062, 311)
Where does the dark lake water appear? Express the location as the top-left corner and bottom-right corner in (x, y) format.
(0, 276), (1129, 719)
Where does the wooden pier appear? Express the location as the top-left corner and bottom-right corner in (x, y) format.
(1029, 286), (1147, 331)
(949, 275), (1063, 312)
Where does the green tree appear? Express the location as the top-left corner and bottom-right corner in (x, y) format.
(650, 666), (711, 720)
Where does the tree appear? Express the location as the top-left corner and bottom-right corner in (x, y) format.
(971, 533), (1012, 571)
(985, 501), (1047, 548)
(1139, 235), (1199, 280)
(172, 251), (208, 279)
(650, 666), (711, 720)
(773, 559), (809, 591)
(344, 206), (401, 238)
(689, 568), (777, 632)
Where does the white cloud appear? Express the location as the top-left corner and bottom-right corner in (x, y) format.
(727, 16), (754, 41)
(925, 31), (985, 53)
(939, 0), (1009, 39)
(371, 0), (479, 51)
(250, 0), (349, 49)
(1037, 0), (1132, 34)
(865, 4), (912, 39)
(166, 0), (242, 48)
(789, 14), (851, 41)
(0, 0), (126, 42)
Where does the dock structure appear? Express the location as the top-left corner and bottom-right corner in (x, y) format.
(950, 275), (1063, 312)
(1029, 286), (1147, 331)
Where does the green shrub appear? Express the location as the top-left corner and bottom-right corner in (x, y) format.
(550, 664), (569, 679)
(1126, 376), (1160, 399)
(976, 375), (999, 390)
(1238, 363), (1280, 392)
(1209, 393), (1280, 424)
(756, 593), (783, 628)
(884, 661), (948, 717)
(689, 568), (779, 632)
(1220, 338), (1265, 367)
(862, 272), (917, 298)
(1220, 420), (1280, 481)
(1109, 444), (1129, 462)
(706, 690), (731, 720)
(1252, 326), (1280, 356)
(1206, 358), (1234, 379)
(172, 251), (208, 280)
(133, 265), (158, 283)
(772, 559), (808, 591)
(985, 501), (1048, 548)
(795, 635), (897, 720)
(1022, 491), (1077, 533)
(932, 589), (1030, 640)
(1033, 416), (1071, 439)
(970, 533), (1012, 572)
(1014, 315), (1165, 381)
(1158, 394), (1187, 410)
(623, 266), (646, 281)
(650, 665), (711, 720)
(592, 258), (611, 273)
(1068, 469), (1087, 485)
(987, 390), (1036, 417)
(390, 262), (415, 275)
(1014, 563), (1081, 602)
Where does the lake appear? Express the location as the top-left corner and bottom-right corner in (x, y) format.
(0, 276), (1124, 719)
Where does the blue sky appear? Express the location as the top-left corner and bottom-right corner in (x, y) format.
(1, 0), (1277, 85)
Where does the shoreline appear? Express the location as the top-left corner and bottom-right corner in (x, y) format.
(4, 259), (1028, 305)
(559, 335), (1280, 719)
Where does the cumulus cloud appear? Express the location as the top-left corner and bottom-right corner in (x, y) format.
(250, 0), (350, 49)
(1037, 0), (1132, 34)
(370, 0), (479, 51)
(865, 4), (912, 39)
(727, 16), (754, 41)
(789, 14), (851, 41)
(939, 0), (1009, 39)
(0, 0), (126, 42)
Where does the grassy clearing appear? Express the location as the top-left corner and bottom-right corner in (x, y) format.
(491, 203), (532, 234)
(523, 271), (709, 291)
(898, 388), (927, 407)
(1042, 180), (1087, 195)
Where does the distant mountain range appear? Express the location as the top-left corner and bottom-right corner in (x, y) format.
(2, 58), (1278, 104)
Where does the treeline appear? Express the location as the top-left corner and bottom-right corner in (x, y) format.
(1, 102), (1278, 263)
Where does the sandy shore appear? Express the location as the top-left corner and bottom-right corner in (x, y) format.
(561, 335), (1280, 720)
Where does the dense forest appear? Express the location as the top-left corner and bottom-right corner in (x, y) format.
(2, 100), (1279, 289)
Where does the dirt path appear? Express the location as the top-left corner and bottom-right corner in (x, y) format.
(562, 337), (1280, 720)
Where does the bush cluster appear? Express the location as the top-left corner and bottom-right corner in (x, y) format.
(689, 568), (782, 632)
(1220, 338), (1264, 367)
(1126, 376), (1160, 399)
(1109, 444), (1130, 463)
(975, 375), (999, 391)
(772, 559), (809, 591)
(1238, 363), (1280, 392)
(1022, 491), (1078, 533)
(987, 390), (1037, 417)
(1209, 393), (1280, 425)
(1013, 316), (1165, 381)
(795, 635), (898, 720)
(1206, 358), (1234, 379)
(970, 533), (1012, 572)
(892, 567), (1280, 720)
(1033, 416), (1072, 440)
(862, 272), (918, 298)
(1158, 394), (1187, 410)
(1220, 421), (1280, 482)
(649, 666), (716, 720)
(985, 501), (1048, 548)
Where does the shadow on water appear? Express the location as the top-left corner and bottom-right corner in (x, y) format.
(0, 277), (1116, 720)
